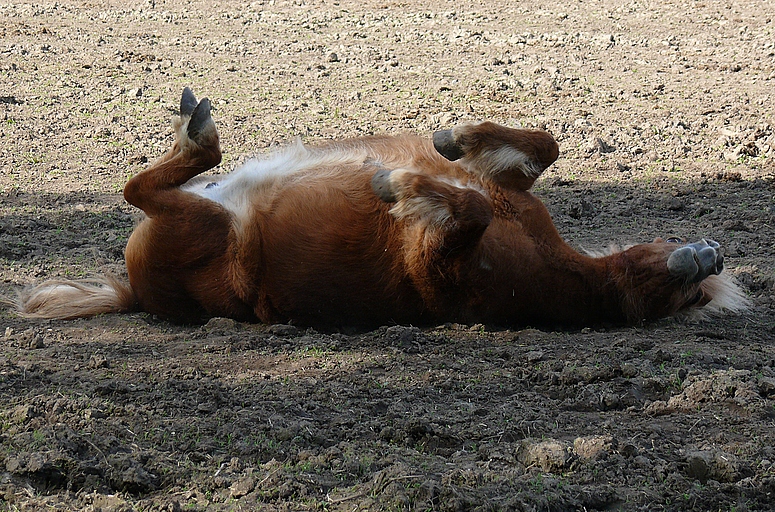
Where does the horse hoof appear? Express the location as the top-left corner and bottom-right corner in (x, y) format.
(667, 239), (724, 283)
(433, 129), (465, 161)
(187, 97), (213, 143)
(180, 87), (198, 117)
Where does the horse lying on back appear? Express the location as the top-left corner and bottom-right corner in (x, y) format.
(16, 88), (748, 328)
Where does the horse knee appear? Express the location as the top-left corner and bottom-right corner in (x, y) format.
(371, 167), (492, 243)
(433, 122), (558, 190)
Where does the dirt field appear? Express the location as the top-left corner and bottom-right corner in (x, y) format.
(1, 0), (774, 510)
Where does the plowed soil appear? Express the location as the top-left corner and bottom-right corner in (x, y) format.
(1, 0), (774, 510)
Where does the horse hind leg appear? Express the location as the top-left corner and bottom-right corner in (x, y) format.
(433, 121), (559, 191)
(123, 87), (222, 216)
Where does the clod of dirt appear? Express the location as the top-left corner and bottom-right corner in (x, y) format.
(758, 377), (775, 397)
(567, 197), (597, 219)
(516, 438), (568, 472)
(11, 404), (38, 424)
(108, 456), (157, 493)
(722, 219), (753, 232)
(647, 369), (766, 416)
(5, 451), (68, 489)
(684, 449), (753, 483)
(385, 325), (425, 351)
(15, 328), (45, 349)
(573, 435), (618, 460)
(204, 316), (239, 333)
(230, 476), (256, 498)
(526, 350), (545, 362)
(267, 323), (300, 336)
(87, 354), (109, 369)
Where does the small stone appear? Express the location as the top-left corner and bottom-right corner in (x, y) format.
(327, 52), (339, 63)
(590, 137), (616, 154)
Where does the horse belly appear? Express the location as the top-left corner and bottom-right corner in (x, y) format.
(252, 183), (424, 327)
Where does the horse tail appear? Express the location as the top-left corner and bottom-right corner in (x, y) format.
(11, 275), (137, 320)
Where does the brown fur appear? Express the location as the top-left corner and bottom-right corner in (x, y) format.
(14, 89), (748, 328)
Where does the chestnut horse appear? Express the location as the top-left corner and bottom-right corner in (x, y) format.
(16, 88), (748, 328)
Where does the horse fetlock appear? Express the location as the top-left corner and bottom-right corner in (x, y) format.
(372, 168), (424, 204)
(373, 168), (485, 230)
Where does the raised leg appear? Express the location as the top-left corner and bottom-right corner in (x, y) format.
(123, 87), (222, 216)
(433, 121), (559, 191)
(122, 88), (252, 322)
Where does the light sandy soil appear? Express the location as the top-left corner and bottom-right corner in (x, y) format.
(1, 0), (774, 510)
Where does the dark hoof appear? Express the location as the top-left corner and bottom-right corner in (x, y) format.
(187, 97), (212, 142)
(180, 87), (198, 117)
(433, 129), (465, 161)
(371, 168), (397, 203)
(667, 239), (724, 283)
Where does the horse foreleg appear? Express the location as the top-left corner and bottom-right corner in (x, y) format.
(433, 122), (559, 191)
(371, 166), (493, 315)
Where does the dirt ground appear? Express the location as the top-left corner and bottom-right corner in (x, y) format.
(1, 0), (774, 510)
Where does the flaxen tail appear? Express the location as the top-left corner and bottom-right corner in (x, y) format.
(13, 276), (137, 320)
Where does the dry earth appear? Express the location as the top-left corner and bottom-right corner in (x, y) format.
(1, 0), (775, 510)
